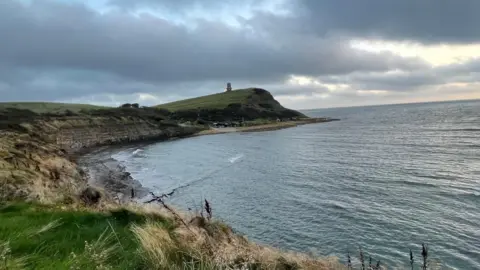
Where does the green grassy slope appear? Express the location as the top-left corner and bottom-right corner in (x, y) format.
(0, 202), (171, 270)
(154, 88), (306, 122)
(0, 102), (107, 114)
(155, 89), (255, 111)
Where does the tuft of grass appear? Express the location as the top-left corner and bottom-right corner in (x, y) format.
(28, 219), (63, 237)
(0, 241), (29, 270)
(68, 228), (119, 270)
(344, 244), (441, 269)
(422, 243), (428, 270)
(131, 222), (180, 269)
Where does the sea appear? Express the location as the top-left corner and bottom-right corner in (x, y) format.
(100, 99), (480, 269)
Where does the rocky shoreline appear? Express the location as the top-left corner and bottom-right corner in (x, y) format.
(78, 150), (150, 203)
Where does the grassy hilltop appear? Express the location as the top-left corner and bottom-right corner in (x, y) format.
(155, 89), (254, 111)
(155, 88), (270, 112)
(0, 102), (106, 114)
(156, 88), (306, 122)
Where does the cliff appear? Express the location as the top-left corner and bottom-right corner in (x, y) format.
(52, 116), (200, 153)
(0, 108), (204, 202)
(156, 88), (307, 122)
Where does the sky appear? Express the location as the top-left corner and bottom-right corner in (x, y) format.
(1, 0), (480, 109)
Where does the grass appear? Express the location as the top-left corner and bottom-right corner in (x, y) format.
(0, 102), (107, 114)
(155, 89), (256, 111)
(0, 201), (344, 270)
(345, 244), (437, 270)
(0, 202), (169, 269)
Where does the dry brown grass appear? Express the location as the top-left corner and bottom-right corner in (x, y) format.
(128, 203), (346, 270)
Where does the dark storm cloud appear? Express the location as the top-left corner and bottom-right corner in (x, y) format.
(108, 0), (480, 44)
(298, 0), (480, 43)
(0, 0), (427, 101)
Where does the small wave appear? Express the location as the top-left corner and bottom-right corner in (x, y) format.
(418, 174), (458, 181)
(100, 157), (118, 163)
(229, 154), (244, 163)
(450, 128), (480, 132)
(132, 149), (143, 155)
(110, 152), (128, 162)
(465, 144), (480, 149)
(404, 170), (460, 181)
(422, 128), (480, 132)
(392, 180), (438, 188)
(321, 200), (350, 211)
(436, 191), (480, 202)
(458, 192), (480, 199)
(112, 148), (145, 161)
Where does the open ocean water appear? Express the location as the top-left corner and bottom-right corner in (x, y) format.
(105, 100), (480, 269)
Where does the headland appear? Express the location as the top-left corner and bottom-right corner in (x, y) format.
(0, 88), (342, 269)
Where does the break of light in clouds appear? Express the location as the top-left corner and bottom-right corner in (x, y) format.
(1, 0), (480, 109)
(350, 40), (480, 66)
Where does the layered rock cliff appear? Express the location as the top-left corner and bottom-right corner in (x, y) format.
(50, 116), (200, 152)
(0, 108), (203, 202)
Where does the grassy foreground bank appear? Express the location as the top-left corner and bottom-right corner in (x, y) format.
(0, 202), (342, 270)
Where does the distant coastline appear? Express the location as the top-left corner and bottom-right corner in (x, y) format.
(195, 117), (339, 136)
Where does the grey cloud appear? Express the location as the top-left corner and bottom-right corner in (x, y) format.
(267, 84), (330, 97)
(109, 0), (480, 44)
(0, 0), (426, 101)
(108, 0), (256, 10)
(320, 71), (444, 91)
(0, 67), (157, 102)
(318, 58), (480, 92)
(298, 0), (480, 43)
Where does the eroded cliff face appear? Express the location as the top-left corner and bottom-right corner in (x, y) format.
(49, 117), (200, 152)
(0, 129), (84, 203)
(0, 115), (203, 202)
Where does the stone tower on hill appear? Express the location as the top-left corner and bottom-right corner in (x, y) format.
(225, 82), (232, 92)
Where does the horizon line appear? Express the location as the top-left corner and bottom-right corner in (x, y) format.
(298, 97), (480, 111)
(1, 97), (479, 110)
